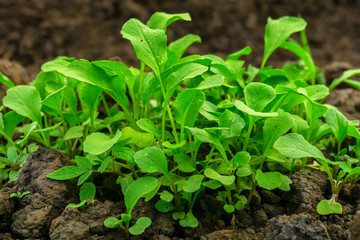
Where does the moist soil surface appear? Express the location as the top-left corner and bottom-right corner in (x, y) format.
(1, 0), (360, 239)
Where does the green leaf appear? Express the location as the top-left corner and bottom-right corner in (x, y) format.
(224, 204), (235, 213)
(129, 217), (151, 235)
(75, 156), (92, 169)
(147, 12), (191, 31)
(104, 217), (122, 228)
(174, 154), (195, 173)
(9, 170), (20, 181)
(245, 82), (276, 112)
(280, 41), (316, 83)
(262, 16), (307, 68)
(3, 85), (42, 124)
(179, 211), (198, 228)
(47, 166), (88, 180)
(0, 71), (15, 88)
(163, 63), (208, 109)
(204, 168), (235, 186)
(64, 126), (84, 141)
(329, 68), (360, 91)
(236, 164), (252, 177)
(83, 130), (122, 155)
(41, 56), (75, 72)
(125, 176), (158, 214)
(133, 147), (168, 174)
(197, 74), (224, 90)
(255, 169), (283, 190)
(137, 118), (161, 138)
(98, 157), (111, 173)
(346, 167), (360, 179)
(304, 85), (329, 101)
(78, 83), (102, 115)
(219, 110), (245, 139)
(227, 46), (252, 60)
(168, 34), (201, 60)
(172, 212), (185, 220)
(7, 147), (18, 164)
(121, 18), (167, 76)
(34, 121), (62, 133)
(112, 146), (135, 164)
(274, 133), (325, 160)
(80, 182), (96, 202)
(59, 60), (113, 93)
(155, 200), (176, 212)
(17, 122), (37, 145)
(66, 200), (86, 209)
(234, 195), (248, 210)
(120, 127), (154, 149)
(325, 107), (348, 145)
(129, 217), (152, 235)
(317, 199), (342, 215)
(263, 112), (294, 151)
(234, 100), (278, 117)
(2, 111), (25, 138)
(160, 190), (174, 202)
(183, 175), (204, 193)
(120, 176), (134, 195)
(232, 151), (251, 168)
(174, 89), (205, 135)
(187, 127), (228, 162)
(77, 171), (92, 186)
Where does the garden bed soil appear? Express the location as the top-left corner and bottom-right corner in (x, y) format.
(0, 147), (359, 239)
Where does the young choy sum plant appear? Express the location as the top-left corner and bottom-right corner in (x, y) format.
(274, 132), (360, 215)
(104, 177), (158, 239)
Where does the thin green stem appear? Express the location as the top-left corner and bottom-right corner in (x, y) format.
(242, 117), (254, 151)
(134, 62), (145, 120)
(0, 130), (22, 155)
(156, 74), (179, 144)
(100, 94), (112, 118)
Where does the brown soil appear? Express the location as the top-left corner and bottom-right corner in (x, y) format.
(1, 0), (360, 79)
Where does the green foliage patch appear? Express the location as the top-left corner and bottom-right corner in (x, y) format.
(1, 12), (360, 238)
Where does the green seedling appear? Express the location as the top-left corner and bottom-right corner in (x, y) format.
(104, 177), (158, 239)
(0, 147), (28, 187)
(67, 182), (96, 209)
(9, 191), (31, 199)
(274, 133), (360, 215)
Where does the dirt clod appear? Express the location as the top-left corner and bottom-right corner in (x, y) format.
(10, 147), (78, 239)
(284, 170), (328, 214)
(350, 210), (360, 240)
(265, 213), (330, 240)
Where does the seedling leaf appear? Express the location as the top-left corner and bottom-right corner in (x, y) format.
(121, 18), (167, 76)
(133, 147), (168, 174)
(83, 130), (122, 155)
(79, 182), (96, 202)
(245, 82), (276, 112)
(3, 86), (42, 124)
(204, 168), (235, 186)
(147, 12), (191, 31)
(262, 16), (307, 68)
(274, 133), (325, 159)
(47, 166), (88, 180)
(179, 211), (198, 228)
(125, 176), (158, 214)
(317, 199), (342, 215)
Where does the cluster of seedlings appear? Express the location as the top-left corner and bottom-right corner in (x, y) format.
(1, 12), (360, 238)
